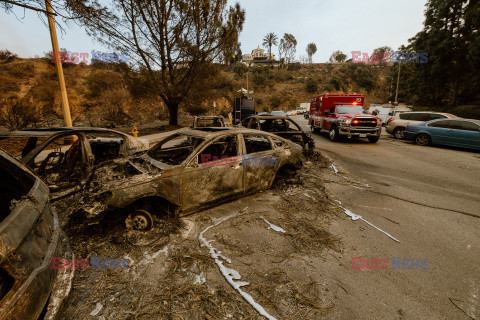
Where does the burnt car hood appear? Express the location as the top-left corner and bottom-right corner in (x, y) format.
(81, 154), (170, 216)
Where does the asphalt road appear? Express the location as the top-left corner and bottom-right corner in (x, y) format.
(292, 115), (480, 319)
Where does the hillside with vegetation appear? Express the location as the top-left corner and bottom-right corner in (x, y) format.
(0, 56), (394, 130)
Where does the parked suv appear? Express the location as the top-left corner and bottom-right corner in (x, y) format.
(386, 112), (459, 139)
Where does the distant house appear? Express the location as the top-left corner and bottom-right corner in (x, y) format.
(242, 46), (275, 66)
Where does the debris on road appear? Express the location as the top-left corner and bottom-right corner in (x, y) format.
(334, 200), (399, 242)
(261, 216), (287, 233)
(199, 214), (278, 320)
(90, 302), (103, 316)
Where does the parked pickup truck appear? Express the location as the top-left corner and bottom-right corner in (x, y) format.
(309, 94), (382, 143)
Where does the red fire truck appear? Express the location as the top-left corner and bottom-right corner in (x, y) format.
(309, 94), (381, 143)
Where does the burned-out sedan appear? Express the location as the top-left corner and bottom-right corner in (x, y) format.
(0, 149), (73, 320)
(191, 116), (229, 128)
(0, 127), (149, 197)
(240, 115), (315, 152)
(86, 128), (303, 230)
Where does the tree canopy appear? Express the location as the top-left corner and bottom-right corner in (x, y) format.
(329, 50), (346, 63)
(306, 43), (317, 64)
(262, 32), (278, 61)
(72, 0), (245, 125)
(279, 33), (297, 65)
(398, 0), (480, 113)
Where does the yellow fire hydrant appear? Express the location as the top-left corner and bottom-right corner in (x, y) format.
(130, 126), (139, 138)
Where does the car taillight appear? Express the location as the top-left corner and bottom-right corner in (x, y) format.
(352, 120), (359, 125)
(388, 119), (394, 123)
(405, 126), (409, 131)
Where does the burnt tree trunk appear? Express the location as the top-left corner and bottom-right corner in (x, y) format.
(167, 102), (179, 126)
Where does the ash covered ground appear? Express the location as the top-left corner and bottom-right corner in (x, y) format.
(56, 152), (351, 320)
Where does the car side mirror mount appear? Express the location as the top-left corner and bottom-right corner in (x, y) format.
(324, 111), (330, 116)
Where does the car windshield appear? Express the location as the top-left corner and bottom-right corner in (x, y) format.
(271, 111), (285, 116)
(336, 106), (365, 114)
(147, 134), (204, 166)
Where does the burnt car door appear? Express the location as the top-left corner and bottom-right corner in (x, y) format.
(241, 133), (280, 193)
(181, 133), (244, 211)
(282, 119), (311, 148)
(22, 132), (93, 192)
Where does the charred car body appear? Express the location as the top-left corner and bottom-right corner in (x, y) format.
(0, 127), (149, 196)
(0, 150), (72, 320)
(85, 127), (303, 229)
(239, 115), (315, 152)
(191, 116), (228, 128)
(1, 127), (302, 230)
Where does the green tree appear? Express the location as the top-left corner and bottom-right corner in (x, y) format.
(304, 78), (318, 93)
(233, 62), (249, 77)
(73, 0), (245, 125)
(373, 46), (392, 64)
(306, 43), (317, 64)
(329, 50), (346, 63)
(262, 32), (278, 61)
(281, 33), (297, 65)
(400, 0), (480, 108)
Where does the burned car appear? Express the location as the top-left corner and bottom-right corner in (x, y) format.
(191, 116), (228, 128)
(240, 115), (315, 152)
(1, 127), (301, 231)
(82, 128), (303, 230)
(0, 127), (149, 197)
(0, 149), (72, 320)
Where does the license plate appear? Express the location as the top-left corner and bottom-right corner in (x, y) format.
(359, 134), (367, 138)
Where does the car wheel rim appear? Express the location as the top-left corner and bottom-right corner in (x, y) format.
(417, 135), (428, 145)
(329, 129), (335, 140)
(133, 215), (149, 230)
(395, 129), (404, 139)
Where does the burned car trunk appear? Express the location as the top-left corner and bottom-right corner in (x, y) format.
(0, 150), (73, 320)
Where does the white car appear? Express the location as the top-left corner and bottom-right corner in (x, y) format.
(386, 111), (460, 139)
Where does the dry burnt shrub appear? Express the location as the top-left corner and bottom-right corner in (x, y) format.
(31, 81), (58, 106)
(130, 99), (168, 123)
(85, 70), (124, 99)
(0, 77), (20, 94)
(270, 94), (283, 109)
(183, 102), (209, 116)
(0, 50), (18, 62)
(40, 104), (60, 127)
(304, 77), (318, 93)
(99, 88), (133, 126)
(0, 98), (40, 130)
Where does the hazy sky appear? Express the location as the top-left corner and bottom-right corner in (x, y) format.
(0, 0), (427, 62)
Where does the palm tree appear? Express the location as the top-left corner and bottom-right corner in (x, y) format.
(262, 32), (278, 61)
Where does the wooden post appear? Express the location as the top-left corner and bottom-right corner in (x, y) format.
(45, 0), (72, 127)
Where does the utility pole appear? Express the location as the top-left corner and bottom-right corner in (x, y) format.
(45, 0), (72, 127)
(394, 62), (401, 106)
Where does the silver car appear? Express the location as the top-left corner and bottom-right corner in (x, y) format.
(386, 111), (460, 139)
